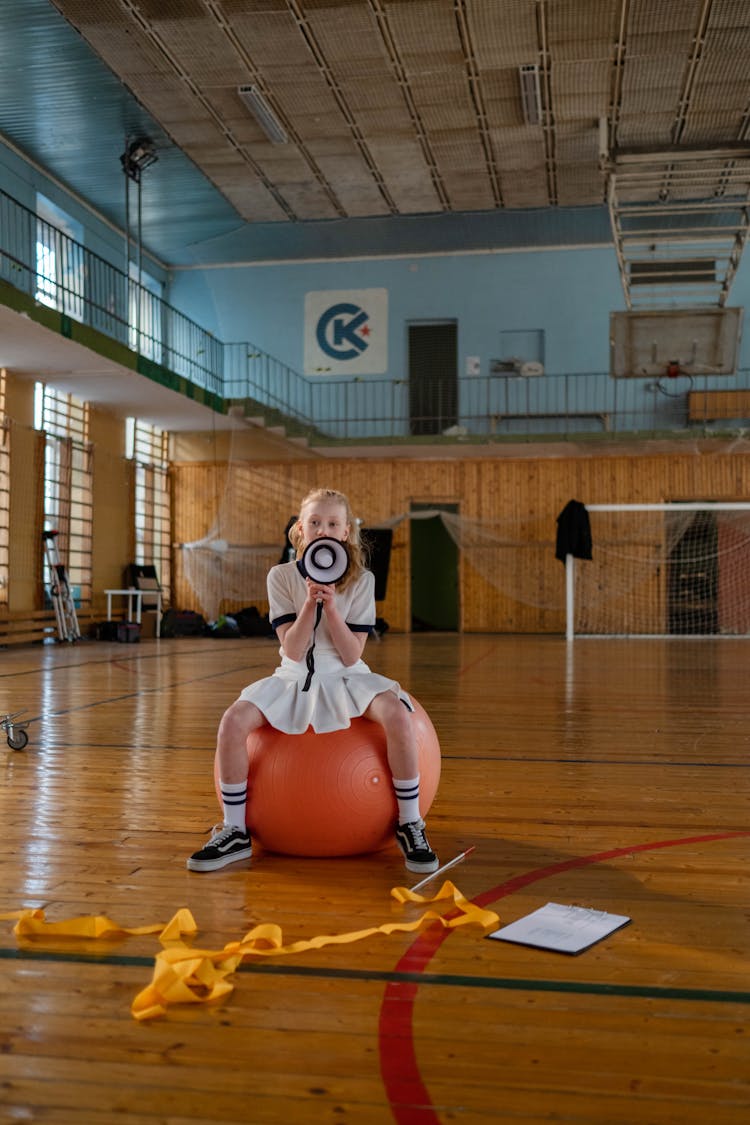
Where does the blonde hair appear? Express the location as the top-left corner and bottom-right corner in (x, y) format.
(290, 487), (367, 590)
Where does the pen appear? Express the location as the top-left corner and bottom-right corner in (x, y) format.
(409, 845), (476, 893)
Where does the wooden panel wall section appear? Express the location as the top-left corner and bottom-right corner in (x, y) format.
(171, 444), (750, 632)
(8, 423), (45, 612)
(688, 389), (750, 421)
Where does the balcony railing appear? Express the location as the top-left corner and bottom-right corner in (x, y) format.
(2, 186), (749, 442)
(225, 341), (750, 442)
(0, 189), (222, 395)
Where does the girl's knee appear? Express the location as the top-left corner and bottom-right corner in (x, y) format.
(220, 700), (264, 739)
(371, 692), (412, 735)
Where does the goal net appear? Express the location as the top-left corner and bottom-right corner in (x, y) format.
(568, 503), (750, 638)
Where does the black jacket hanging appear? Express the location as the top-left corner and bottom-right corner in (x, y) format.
(555, 500), (592, 562)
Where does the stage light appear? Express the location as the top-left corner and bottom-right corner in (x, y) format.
(120, 138), (158, 183)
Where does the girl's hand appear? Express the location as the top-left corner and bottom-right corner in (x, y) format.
(306, 578), (335, 608)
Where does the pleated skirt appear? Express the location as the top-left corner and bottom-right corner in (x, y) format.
(237, 651), (412, 734)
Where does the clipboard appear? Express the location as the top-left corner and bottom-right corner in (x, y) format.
(486, 902), (631, 955)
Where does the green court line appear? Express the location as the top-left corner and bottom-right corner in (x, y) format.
(1, 946), (748, 1005)
(0, 947), (151, 967)
(244, 962), (750, 1005)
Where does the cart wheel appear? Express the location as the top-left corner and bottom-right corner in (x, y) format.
(7, 730), (28, 751)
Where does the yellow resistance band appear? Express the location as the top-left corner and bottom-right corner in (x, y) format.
(1, 881), (498, 1021)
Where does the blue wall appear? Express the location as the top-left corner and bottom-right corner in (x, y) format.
(169, 246), (750, 438)
(170, 245), (627, 381)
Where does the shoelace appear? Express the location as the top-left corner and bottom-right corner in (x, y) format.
(403, 822), (429, 851)
(209, 823), (241, 844)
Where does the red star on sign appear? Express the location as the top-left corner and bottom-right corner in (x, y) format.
(359, 323), (371, 337)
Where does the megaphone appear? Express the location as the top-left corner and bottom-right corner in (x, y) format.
(300, 537), (349, 585)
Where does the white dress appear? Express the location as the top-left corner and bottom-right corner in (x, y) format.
(238, 562), (412, 733)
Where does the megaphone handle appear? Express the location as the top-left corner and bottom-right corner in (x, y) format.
(302, 602), (324, 692)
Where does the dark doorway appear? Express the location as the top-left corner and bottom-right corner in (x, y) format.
(361, 528), (392, 600)
(410, 503), (459, 631)
(667, 511), (718, 634)
(408, 321), (458, 436)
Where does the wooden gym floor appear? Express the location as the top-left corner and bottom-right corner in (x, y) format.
(0, 633), (748, 1124)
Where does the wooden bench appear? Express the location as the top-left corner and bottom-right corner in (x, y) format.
(688, 390), (750, 423)
(491, 411), (610, 432)
(0, 607), (96, 647)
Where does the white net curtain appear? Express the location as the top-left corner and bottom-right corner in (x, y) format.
(181, 505), (563, 623)
(178, 448), (566, 623)
(575, 507), (750, 636)
(179, 437), (750, 635)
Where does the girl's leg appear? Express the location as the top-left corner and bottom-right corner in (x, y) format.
(364, 689), (418, 780)
(216, 700), (266, 826)
(216, 699), (266, 783)
(187, 700), (265, 872)
(364, 690), (439, 873)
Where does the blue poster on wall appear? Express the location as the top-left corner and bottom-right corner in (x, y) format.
(304, 288), (388, 375)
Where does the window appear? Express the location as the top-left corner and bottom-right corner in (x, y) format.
(35, 194), (85, 321)
(126, 418), (171, 603)
(129, 263), (163, 362)
(36, 384), (92, 606)
(493, 328), (546, 375)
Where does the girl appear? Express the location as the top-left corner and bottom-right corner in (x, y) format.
(187, 487), (439, 874)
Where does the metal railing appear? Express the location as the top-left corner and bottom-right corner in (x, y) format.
(0, 189), (222, 395)
(2, 186), (750, 442)
(225, 340), (750, 442)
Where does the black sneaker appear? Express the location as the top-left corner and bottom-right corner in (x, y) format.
(395, 818), (439, 873)
(186, 824), (252, 872)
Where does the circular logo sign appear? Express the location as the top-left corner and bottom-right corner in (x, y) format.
(316, 302), (371, 360)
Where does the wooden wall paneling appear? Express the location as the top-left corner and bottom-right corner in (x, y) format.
(9, 424), (44, 612)
(688, 389), (750, 420)
(170, 447), (750, 633)
(90, 420), (134, 609)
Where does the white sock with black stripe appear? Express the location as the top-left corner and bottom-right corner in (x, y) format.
(392, 774), (421, 825)
(220, 779), (248, 830)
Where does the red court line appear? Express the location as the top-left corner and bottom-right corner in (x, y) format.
(455, 642), (501, 679)
(378, 829), (750, 1125)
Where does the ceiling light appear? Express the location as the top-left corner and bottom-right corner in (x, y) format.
(519, 64), (542, 126)
(120, 137), (158, 182)
(238, 85), (288, 144)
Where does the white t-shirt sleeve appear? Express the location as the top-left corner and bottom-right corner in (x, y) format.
(346, 569), (376, 629)
(267, 563), (298, 627)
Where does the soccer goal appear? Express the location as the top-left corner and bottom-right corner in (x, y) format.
(566, 503), (750, 639)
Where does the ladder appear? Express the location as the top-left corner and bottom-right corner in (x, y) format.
(42, 530), (81, 643)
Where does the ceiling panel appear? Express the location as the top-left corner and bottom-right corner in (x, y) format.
(0, 0), (743, 275)
(468, 0), (538, 68)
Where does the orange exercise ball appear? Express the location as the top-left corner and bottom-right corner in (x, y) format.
(215, 697), (440, 857)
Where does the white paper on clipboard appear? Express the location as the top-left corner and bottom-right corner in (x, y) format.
(486, 902), (631, 955)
